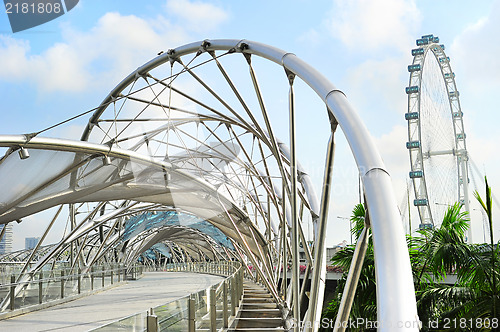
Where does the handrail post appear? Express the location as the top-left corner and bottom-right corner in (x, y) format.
(237, 270), (241, 307)
(223, 280), (229, 328)
(210, 287), (216, 332)
(111, 268), (114, 285)
(78, 268), (81, 294)
(146, 308), (158, 332)
(60, 270), (65, 299)
(10, 275), (15, 311)
(239, 269), (243, 305)
(101, 266), (105, 288)
(230, 276), (236, 316)
(38, 271), (43, 304)
(91, 267), (94, 290)
(188, 295), (196, 332)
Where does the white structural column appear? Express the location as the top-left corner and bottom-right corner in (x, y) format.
(287, 70), (301, 331)
(334, 224), (369, 332)
(305, 118), (337, 331)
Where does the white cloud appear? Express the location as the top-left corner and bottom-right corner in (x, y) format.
(373, 124), (418, 231)
(166, 0), (229, 33)
(375, 124), (408, 173)
(343, 56), (410, 136)
(449, 1), (500, 241)
(374, 124), (409, 199)
(0, 36), (31, 80)
(0, 35), (89, 91)
(0, 0), (229, 93)
(451, 3), (500, 90)
(326, 0), (421, 53)
(297, 28), (322, 47)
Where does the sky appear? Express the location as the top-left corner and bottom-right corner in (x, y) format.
(1, 0), (500, 251)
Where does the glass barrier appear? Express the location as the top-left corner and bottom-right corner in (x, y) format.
(0, 265), (141, 312)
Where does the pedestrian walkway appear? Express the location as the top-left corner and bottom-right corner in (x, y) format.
(0, 272), (223, 332)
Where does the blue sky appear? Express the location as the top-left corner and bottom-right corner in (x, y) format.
(1, 0), (499, 250)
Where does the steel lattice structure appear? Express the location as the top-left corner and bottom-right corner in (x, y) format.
(0, 39), (418, 331)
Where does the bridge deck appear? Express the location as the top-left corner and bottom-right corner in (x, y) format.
(0, 272), (223, 332)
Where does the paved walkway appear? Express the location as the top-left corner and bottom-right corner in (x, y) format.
(0, 272), (223, 332)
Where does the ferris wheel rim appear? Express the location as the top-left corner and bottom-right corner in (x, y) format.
(406, 34), (468, 229)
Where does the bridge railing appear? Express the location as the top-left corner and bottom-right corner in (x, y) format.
(0, 264), (142, 315)
(91, 261), (244, 332)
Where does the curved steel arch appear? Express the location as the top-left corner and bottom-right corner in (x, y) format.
(0, 39), (417, 330)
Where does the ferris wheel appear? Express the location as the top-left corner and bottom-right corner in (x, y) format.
(405, 34), (470, 233)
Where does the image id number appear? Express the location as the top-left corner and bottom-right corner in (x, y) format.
(5, 2), (62, 14)
(443, 318), (499, 329)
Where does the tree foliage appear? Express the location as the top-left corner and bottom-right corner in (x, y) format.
(322, 179), (499, 331)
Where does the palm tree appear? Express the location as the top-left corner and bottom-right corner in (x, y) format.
(413, 203), (472, 329)
(323, 193), (499, 331)
(417, 178), (499, 330)
(417, 203), (471, 278)
(467, 176), (499, 325)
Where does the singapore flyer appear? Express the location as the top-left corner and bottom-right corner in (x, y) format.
(405, 34), (470, 236)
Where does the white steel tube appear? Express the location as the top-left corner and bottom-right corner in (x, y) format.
(288, 77), (301, 331)
(305, 127), (336, 331)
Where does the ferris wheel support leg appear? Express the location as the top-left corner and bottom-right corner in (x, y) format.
(461, 159), (472, 242)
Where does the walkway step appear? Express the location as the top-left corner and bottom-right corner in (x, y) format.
(241, 297), (275, 304)
(230, 281), (284, 331)
(238, 309), (281, 318)
(244, 294), (273, 298)
(241, 302), (279, 310)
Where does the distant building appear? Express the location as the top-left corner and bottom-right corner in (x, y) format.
(298, 245), (343, 265)
(326, 246), (343, 262)
(0, 224), (13, 255)
(25, 237), (40, 250)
